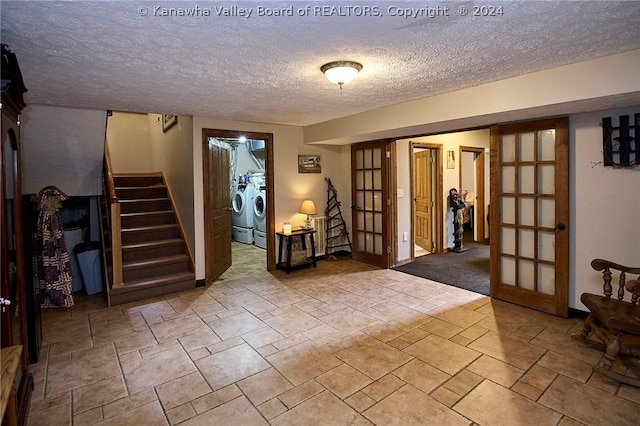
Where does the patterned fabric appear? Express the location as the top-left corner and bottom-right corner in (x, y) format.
(35, 186), (74, 309)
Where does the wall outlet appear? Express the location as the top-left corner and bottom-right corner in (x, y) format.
(403, 232), (408, 242)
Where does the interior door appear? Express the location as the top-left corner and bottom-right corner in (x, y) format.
(460, 146), (486, 241)
(413, 150), (433, 252)
(203, 137), (232, 283)
(351, 141), (390, 267)
(490, 117), (569, 317)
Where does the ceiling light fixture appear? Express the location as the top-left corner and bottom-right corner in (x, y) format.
(321, 61), (363, 89)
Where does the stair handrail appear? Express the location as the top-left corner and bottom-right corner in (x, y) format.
(103, 139), (124, 288)
(104, 139), (117, 203)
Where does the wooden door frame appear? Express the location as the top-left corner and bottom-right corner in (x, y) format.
(410, 142), (443, 257)
(458, 146), (486, 242)
(202, 129), (275, 277)
(389, 141), (398, 267)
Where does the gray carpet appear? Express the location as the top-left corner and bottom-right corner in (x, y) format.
(393, 240), (490, 295)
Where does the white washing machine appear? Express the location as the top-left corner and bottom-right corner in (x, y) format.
(232, 184), (255, 228)
(253, 187), (267, 249)
(253, 187), (267, 233)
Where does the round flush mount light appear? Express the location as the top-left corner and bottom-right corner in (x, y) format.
(321, 61), (363, 89)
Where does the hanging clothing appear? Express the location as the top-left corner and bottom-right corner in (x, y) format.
(35, 186), (74, 309)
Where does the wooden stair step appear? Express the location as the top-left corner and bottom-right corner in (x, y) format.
(113, 175), (164, 187)
(116, 186), (168, 200)
(125, 271), (195, 289)
(121, 224), (181, 244)
(112, 271), (195, 294)
(119, 198), (172, 213)
(123, 254), (189, 271)
(122, 254), (190, 281)
(122, 238), (185, 251)
(122, 238), (186, 262)
(121, 210), (176, 227)
(108, 271), (196, 306)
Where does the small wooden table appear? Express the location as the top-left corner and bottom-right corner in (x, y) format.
(276, 229), (317, 274)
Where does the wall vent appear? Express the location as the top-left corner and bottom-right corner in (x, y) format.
(310, 216), (326, 256)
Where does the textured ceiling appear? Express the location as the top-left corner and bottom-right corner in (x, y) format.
(2, 1), (640, 126)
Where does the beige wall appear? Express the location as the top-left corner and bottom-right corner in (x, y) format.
(570, 106), (640, 308)
(147, 114), (195, 255)
(21, 104), (106, 195)
(192, 117), (344, 281)
(106, 112), (151, 173)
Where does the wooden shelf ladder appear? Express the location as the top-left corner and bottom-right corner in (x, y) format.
(324, 178), (353, 257)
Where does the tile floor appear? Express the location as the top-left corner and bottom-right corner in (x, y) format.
(413, 244), (430, 258)
(27, 243), (640, 425)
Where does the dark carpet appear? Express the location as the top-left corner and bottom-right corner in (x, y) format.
(393, 240), (490, 295)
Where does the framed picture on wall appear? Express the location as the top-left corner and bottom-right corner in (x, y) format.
(447, 150), (455, 169)
(162, 114), (178, 132)
(298, 155), (321, 173)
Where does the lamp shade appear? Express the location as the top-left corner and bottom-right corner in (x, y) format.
(298, 200), (317, 215)
(321, 61), (363, 86)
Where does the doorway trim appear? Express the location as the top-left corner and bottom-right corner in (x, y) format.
(459, 146), (486, 242)
(202, 129), (275, 278)
(410, 142), (443, 257)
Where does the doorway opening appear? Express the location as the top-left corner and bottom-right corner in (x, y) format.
(202, 129), (275, 284)
(411, 144), (442, 258)
(396, 129), (491, 295)
(459, 146), (486, 243)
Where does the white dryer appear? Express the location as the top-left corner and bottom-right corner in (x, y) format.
(253, 187), (267, 249)
(232, 184), (255, 228)
(253, 187), (267, 233)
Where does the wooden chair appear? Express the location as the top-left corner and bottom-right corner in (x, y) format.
(573, 259), (640, 387)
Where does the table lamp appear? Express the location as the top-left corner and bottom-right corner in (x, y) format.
(298, 200), (317, 230)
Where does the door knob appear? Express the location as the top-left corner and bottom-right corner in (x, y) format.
(555, 223), (566, 231)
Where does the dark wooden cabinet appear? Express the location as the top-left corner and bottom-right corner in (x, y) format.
(1, 43), (33, 426)
(276, 229), (317, 273)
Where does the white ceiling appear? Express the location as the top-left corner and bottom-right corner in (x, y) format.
(2, 1), (640, 126)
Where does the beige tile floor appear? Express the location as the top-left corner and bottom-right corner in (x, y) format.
(28, 243), (640, 425)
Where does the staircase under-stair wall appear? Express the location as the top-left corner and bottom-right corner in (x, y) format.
(102, 173), (195, 306)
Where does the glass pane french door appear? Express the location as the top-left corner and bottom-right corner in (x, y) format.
(490, 117), (569, 317)
(351, 141), (389, 267)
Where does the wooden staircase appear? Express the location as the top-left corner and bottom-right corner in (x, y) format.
(102, 173), (195, 306)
